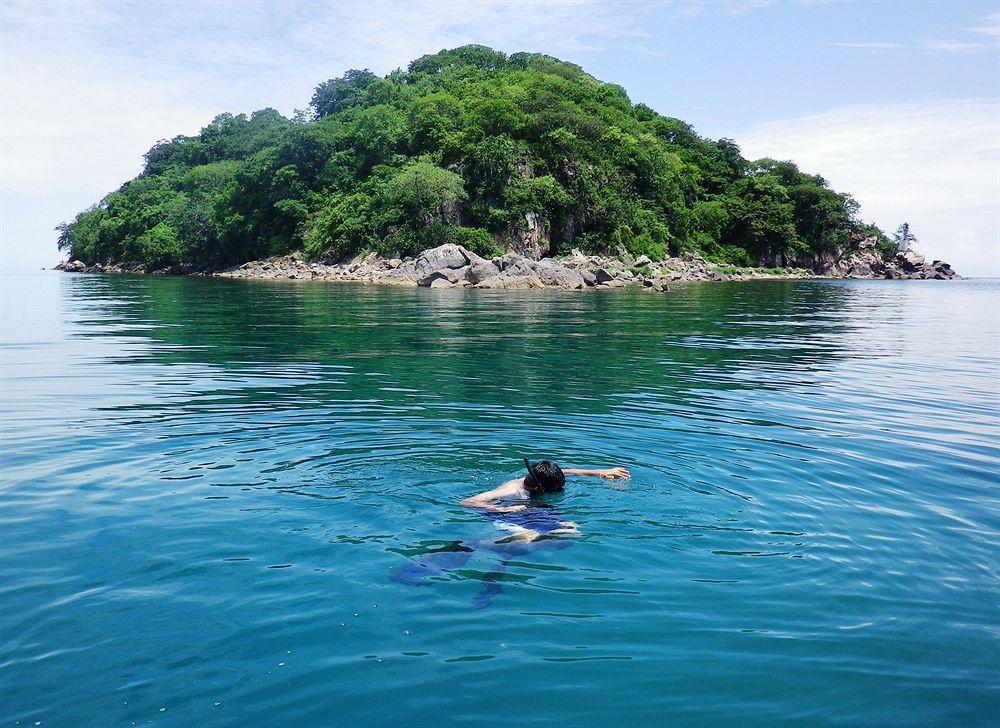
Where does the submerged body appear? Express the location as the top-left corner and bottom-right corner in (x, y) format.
(391, 460), (630, 606)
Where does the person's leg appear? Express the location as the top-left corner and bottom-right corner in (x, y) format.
(389, 543), (475, 585)
(472, 559), (509, 610)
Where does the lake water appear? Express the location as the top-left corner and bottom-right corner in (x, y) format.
(2, 271), (998, 726)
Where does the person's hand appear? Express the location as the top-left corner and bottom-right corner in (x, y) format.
(599, 467), (630, 479)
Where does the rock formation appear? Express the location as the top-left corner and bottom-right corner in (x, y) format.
(56, 242), (960, 288)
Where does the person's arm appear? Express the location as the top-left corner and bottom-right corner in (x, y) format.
(563, 467), (631, 479)
(459, 479), (527, 512)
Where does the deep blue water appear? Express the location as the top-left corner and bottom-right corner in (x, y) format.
(1, 272), (997, 726)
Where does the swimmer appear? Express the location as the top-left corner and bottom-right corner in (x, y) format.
(460, 458), (630, 541)
(390, 458), (630, 608)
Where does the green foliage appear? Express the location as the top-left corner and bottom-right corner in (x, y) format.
(304, 192), (377, 260)
(382, 161), (466, 228)
(441, 226), (503, 259)
(310, 69), (378, 118)
(59, 44), (885, 271)
(136, 222), (182, 268)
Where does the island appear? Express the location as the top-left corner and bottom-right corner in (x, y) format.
(55, 45), (958, 287)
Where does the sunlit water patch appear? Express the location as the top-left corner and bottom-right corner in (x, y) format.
(1, 272), (997, 726)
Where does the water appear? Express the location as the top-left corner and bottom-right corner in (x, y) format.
(2, 271), (997, 726)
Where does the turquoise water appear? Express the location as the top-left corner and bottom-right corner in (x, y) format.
(1, 272), (997, 726)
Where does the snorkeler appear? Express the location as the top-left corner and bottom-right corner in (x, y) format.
(460, 459), (630, 542)
(390, 458), (630, 607)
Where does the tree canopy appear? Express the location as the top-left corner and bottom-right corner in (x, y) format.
(58, 45), (886, 270)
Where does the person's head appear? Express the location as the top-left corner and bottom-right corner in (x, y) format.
(524, 458), (565, 495)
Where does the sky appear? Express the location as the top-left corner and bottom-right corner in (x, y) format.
(2, 0), (998, 275)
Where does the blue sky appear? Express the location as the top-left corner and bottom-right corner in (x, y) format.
(2, 0), (998, 274)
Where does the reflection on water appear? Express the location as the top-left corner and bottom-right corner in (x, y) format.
(1, 272), (997, 726)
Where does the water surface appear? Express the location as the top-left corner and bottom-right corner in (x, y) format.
(2, 272), (997, 726)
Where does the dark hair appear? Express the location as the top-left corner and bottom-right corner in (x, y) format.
(525, 459), (565, 494)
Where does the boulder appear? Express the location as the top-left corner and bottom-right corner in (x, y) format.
(413, 244), (470, 278)
(418, 265), (467, 287)
(61, 260), (87, 272)
(581, 270), (597, 287)
(531, 260), (585, 289)
(500, 256), (538, 279)
(848, 261), (872, 278)
(382, 260), (418, 285)
(897, 250), (925, 271)
(634, 254), (652, 266)
(594, 268), (615, 284)
(465, 256), (501, 285)
(475, 273), (541, 289)
(492, 252), (523, 272)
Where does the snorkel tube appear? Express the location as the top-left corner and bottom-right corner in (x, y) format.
(523, 457), (542, 494)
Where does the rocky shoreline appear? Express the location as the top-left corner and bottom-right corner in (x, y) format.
(56, 243), (959, 290)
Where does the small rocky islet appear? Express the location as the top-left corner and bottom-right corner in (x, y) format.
(57, 238), (959, 290)
(54, 46), (961, 291)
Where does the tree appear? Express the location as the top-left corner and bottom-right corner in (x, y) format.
(383, 161), (466, 230)
(893, 222), (917, 252)
(310, 69), (377, 118)
(724, 175), (802, 264)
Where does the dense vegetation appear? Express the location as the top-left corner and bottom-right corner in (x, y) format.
(58, 45), (888, 270)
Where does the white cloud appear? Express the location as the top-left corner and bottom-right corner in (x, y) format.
(723, 0), (776, 17)
(1, 52), (218, 196)
(965, 11), (999, 38)
(828, 42), (902, 51)
(736, 99), (1000, 277)
(921, 40), (987, 55)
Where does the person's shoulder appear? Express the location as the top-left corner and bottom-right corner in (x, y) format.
(499, 477), (527, 494)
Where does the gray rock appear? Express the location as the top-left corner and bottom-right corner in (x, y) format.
(634, 255), (652, 266)
(531, 260), (585, 289)
(62, 260), (87, 272)
(594, 268), (615, 284)
(475, 273), (540, 289)
(492, 252), (523, 272)
(413, 244), (470, 278)
(897, 250), (926, 271)
(465, 257), (501, 285)
(429, 277), (455, 288)
(582, 270), (597, 287)
(501, 256), (539, 279)
(848, 262), (872, 278)
(418, 266), (467, 287)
